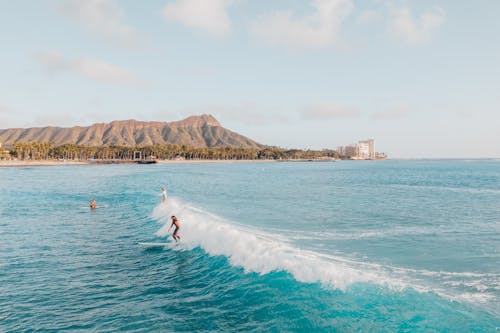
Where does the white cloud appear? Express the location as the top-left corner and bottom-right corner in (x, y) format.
(155, 103), (289, 126)
(301, 103), (360, 120)
(205, 103), (290, 126)
(72, 58), (139, 85)
(35, 51), (141, 86)
(21, 111), (120, 128)
(0, 104), (22, 129)
(59, 0), (141, 47)
(356, 9), (381, 25)
(251, 0), (354, 50)
(163, 0), (233, 37)
(371, 104), (412, 119)
(388, 5), (445, 46)
(35, 51), (65, 73)
(29, 113), (81, 128)
(0, 104), (12, 114)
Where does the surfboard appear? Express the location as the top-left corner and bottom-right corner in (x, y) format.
(80, 204), (109, 210)
(138, 242), (170, 247)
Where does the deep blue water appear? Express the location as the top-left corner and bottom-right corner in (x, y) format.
(0, 160), (499, 332)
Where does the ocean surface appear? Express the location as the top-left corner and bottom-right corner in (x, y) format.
(0, 160), (499, 332)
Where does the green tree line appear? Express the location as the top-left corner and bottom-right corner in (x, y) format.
(7, 142), (339, 161)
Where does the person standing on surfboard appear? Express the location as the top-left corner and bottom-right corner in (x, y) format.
(90, 199), (97, 209)
(161, 187), (168, 204)
(168, 215), (180, 242)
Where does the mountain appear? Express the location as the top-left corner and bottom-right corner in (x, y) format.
(0, 114), (263, 148)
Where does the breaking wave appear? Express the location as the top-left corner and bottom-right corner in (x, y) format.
(151, 198), (499, 312)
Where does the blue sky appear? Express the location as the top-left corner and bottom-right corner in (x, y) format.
(0, 0), (499, 158)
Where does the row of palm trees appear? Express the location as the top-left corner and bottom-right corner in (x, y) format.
(8, 142), (340, 161)
(11, 142), (53, 160)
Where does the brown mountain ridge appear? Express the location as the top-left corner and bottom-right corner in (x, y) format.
(0, 114), (263, 148)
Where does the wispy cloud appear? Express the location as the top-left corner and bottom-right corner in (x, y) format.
(59, 0), (142, 48)
(0, 103), (23, 129)
(29, 113), (82, 128)
(301, 103), (360, 120)
(35, 51), (141, 86)
(155, 103), (289, 126)
(371, 104), (412, 119)
(356, 9), (382, 25)
(203, 103), (289, 126)
(251, 0), (354, 50)
(0, 104), (12, 114)
(22, 111), (119, 128)
(162, 0), (234, 37)
(388, 5), (445, 46)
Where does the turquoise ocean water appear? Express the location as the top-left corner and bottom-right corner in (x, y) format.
(0, 160), (499, 332)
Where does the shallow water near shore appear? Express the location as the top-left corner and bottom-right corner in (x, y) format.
(1, 160), (499, 332)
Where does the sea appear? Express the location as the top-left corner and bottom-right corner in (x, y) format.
(0, 160), (499, 332)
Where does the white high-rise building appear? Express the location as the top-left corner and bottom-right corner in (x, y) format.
(336, 146), (345, 156)
(358, 139), (375, 159)
(344, 144), (359, 157)
(357, 141), (370, 159)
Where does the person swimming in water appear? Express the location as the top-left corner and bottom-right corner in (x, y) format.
(168, 215), (180, 242)
(160, 187), (168, 204)
(90, 199), (97, 209)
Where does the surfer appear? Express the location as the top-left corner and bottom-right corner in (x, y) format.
(161, 187), (168, 204)
(90, 199), (97, 209)
(168, 215), (180, 242)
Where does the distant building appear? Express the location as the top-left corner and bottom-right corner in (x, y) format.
(357, 141), (370, 159)
(357, 139), (375, 159)
(343, 144), (359, 158)
(336, 146), (345, 156)
(336, 139), (383, 159)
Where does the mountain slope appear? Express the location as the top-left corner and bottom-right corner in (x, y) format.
(0, 115), (263, 148)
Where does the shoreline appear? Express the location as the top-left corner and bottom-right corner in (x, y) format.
(0, 158), (342, 167)
(0, 160), (89, 167)
(0, 159), (279, 167)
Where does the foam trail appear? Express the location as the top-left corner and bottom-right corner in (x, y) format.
(152, 199), (407, 291)
(151, 198), (499, 309)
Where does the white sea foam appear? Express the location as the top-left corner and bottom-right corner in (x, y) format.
(151, 198), (500, 308)
(389, 183), (500, 195)
(152, 199), (406, 290)
(285, 225), (442, 241)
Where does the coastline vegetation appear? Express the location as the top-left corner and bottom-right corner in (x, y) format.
(6, 142), (340, 161)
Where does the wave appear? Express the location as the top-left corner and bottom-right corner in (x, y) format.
(284, 226), (442, 241)
(151, 199), (499, 310)
(388, 183), (500, 195)
(152, 199), (405, 290)
(284, 222), (500, 241)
